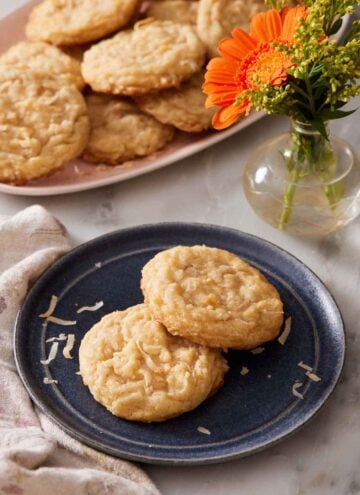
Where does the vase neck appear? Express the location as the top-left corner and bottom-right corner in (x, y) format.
(290, 119), (330, 139)
(287, 118), (335, 179)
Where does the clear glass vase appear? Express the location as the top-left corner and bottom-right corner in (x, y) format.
(243, 119), (360, 236)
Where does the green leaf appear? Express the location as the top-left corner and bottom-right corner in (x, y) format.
(311, 119), (330, 140)
(334, 101), (347, 109)
(318, 108), (358, 120)
(309, 63), (325, 78)
(328, 18), (343, 36)
(289, 81), (309, 100)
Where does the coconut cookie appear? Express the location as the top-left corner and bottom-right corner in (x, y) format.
(79, 304), (228, 422)
(146, 1), (199, 25)
(197, 0), (266, 58)
(26, 0), (139, 46)
(81, 20), (206, 95)
(0, 42), (84, 90)
(141, 245), (284, 349)
(0, 66), (89, 185)
(83, 93), (174, 164)
(135, 72), (215, 132)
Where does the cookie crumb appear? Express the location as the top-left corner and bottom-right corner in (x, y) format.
(39, 295), (58, 318)
(43, 377), (58, 385)
(40, 342), (59, 365)
(298, 361), (313, 372)
(278, 316), (292, 345)
(77, 301), (104, 313)
(251, 347), (265, 355)
(197, 426), (211, 435)
(306, 371), (321, 382)
(292, 381), (304, 399)
(63, 334), (75, 359)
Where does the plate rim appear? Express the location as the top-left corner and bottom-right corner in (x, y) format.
(0, 87), (264, 197)
(14, 222), (346, 465)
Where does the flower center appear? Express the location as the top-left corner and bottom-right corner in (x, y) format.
(236, 43), (293, 90)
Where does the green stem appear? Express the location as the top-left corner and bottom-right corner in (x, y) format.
(323, 184), (336, 210)
(278, 119), (342, 231)
(278, 169), (300, 231)
(304, 76), (316, 117)
(323, 180), (344, 211)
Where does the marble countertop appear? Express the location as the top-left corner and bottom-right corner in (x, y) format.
(1, 2), (360, 494)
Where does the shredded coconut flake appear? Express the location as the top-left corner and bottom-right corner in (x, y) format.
(278, 317), (292, 345)
(39, 295), (58, 318)
(75, 371), (81, 375)
(240, 366), (249, 376)
(46, 333), (67, 343)
(267, 374), (272, 379)
(298, 361), (313, 372)
(40, 342), (59, 365)
(306, 371), (322, 382)
(292, 381), (304, 399)
(43, 377), (58, 384)
(77, 301), (104, 314)
(136, 340), (162, 372)
(63, 334), (75, 359)
(46, 316), (76, 326)
(197, 426), (211, 435)
(251, 347), (265, 355)
(95, 262), (102, 268)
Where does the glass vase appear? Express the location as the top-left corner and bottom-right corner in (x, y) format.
(243, 119), (360, 236)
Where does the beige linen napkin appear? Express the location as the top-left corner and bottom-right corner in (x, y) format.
(0, 205), (160, 495)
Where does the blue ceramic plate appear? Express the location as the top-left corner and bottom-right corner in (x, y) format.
(14, 223), (345, 465)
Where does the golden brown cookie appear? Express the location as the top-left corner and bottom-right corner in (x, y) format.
(141, 245), (284, 349)
(0, 66), (89, 185)
(197, 0), (266, 58)
(81, 20), (206, 95)
(83, 93), (174, 164)
(79, 304), (228, 422)
(135, 72), (215, 132)
(0, 41), (84, 90)
(146, 0), (198, 25)
(26, 0), (139, 46)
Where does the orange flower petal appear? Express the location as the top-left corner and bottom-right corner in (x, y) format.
(203, 84), (240, 103)
(280, 7), (290, 22)
(281, 5), (307, 41)
(219, 34), (255, 61)
(212, 103), (248, 130)
(250, 10), (282, 43)
(205, 70), (237, 82)
(270, 69), (288, 86)
(206, 57), (233, 72)
(205, 89), (241, 108)
(230, 29), (257, 56)
(204, 70), (238, 84)
(203, 82), (238, 94)
(204, 59), (238, 85)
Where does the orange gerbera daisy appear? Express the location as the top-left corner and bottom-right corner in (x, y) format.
(203, 6), (308, 129)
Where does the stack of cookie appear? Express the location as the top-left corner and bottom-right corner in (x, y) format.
(79, 245), (284, 422)
(0, 0), (273, 185)
(0, 45), (89, 185)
